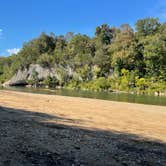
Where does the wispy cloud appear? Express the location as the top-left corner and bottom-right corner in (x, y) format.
(7, 48), (20, 55)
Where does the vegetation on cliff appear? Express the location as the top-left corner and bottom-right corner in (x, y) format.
(0, 18), (166, 94)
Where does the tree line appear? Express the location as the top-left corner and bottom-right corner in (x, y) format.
(0, 17), (166, 95)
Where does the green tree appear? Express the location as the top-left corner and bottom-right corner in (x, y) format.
(95, 24), (113, 45)
(30, 70), (39, 87)
(37, 53), (54, 68)
(109, 24), (135, 72)
(135, 18), (160, 36)
(142, 34), (166, 78)
(44, 76), (59, 88)
(136, 77), (148, 93)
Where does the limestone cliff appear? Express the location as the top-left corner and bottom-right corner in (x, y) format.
(3, 64), (73, 86)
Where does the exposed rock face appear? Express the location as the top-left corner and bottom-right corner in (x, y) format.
(3, 64), (73, 86)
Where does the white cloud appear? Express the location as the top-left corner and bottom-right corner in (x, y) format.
(7, 48), (20, 55)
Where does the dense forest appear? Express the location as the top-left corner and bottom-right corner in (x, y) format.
(0, 18), (166, 95)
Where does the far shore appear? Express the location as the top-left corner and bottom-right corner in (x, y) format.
(0, 90), (166, 142)
(1, 83), (166, 97)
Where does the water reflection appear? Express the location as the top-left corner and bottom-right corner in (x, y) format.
(1, 86), (166, 106)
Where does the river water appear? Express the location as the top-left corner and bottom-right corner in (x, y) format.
(1, 86), (166, 106)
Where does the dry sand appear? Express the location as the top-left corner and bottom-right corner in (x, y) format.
(0, 90), (166, 165)
(1, 90), (166, 141)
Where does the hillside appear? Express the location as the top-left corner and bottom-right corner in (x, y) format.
(0, 18), (166, 95)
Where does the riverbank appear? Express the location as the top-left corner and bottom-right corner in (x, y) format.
(2, 86), (166, 106)
(0, 90), (166, 165)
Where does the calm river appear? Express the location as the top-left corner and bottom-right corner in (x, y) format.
(1, 86), (166, 106)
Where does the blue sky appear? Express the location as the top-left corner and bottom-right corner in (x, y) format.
(0, 0), (166, 56)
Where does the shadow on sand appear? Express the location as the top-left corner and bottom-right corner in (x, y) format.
(0, 106), (166, 166)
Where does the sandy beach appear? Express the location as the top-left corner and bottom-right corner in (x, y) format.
(0, 90), (166, 165)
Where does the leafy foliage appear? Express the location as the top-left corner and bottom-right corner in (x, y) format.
(0, 17), (166, 94)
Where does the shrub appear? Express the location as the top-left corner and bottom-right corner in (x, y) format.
(43, 76), (59, 88)
(37, 53), (54, 68)
(136, 77), (148, 93)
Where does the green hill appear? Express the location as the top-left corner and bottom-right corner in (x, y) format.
(0, 18), (166, 95)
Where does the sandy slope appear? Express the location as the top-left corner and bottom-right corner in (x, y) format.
(0, 90), (166, 165)
(0, 90), (166, 141)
